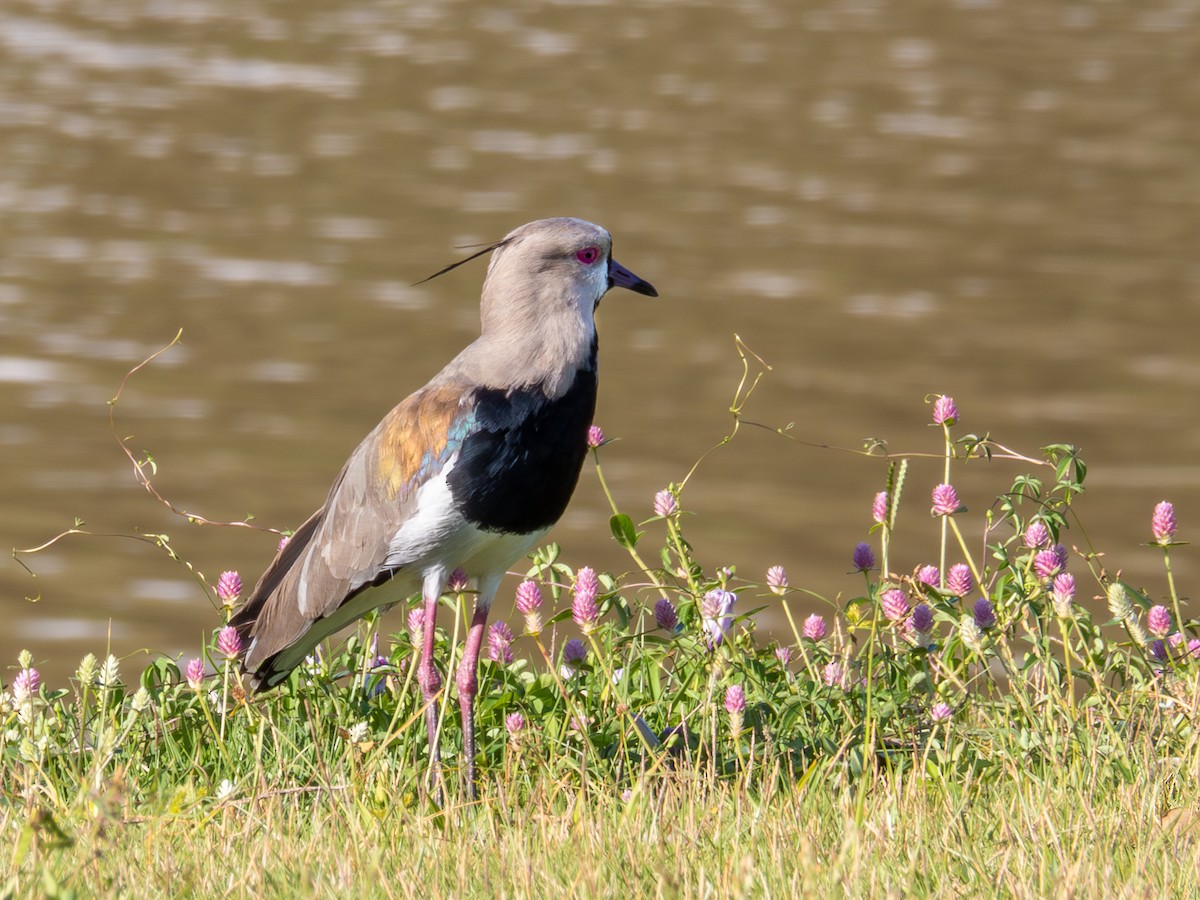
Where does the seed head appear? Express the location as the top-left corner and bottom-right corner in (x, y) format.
(1107, 582), (1134, 620)
(959, 616), (983, 652)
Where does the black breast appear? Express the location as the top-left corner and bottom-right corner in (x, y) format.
(448, 367), (598, 534)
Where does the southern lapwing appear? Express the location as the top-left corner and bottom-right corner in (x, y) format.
(230, 217), (656, 794)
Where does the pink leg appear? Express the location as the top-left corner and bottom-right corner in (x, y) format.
(456, 603), (489, 799)
(415, 577), (445, 795)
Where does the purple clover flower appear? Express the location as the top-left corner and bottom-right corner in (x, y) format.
(586, 424), (605, 449)
(775, 646), (792, 665)
(1152, 501), (1177, 545)
(973, 598), (997, 630)
(1147, 605), (1171, 638)
(1050, 572), (1076, 617)
(1149, 639), (1168, 662)
(516, 580), (543, 635)
(881, 588), (909, 622)
(505, 711), (525, 735)
(872, 491), (889, 525)
(766, 565), (788, 595)
(822, 661), (845, 689)
(931, 483), (960, 516)
(802, 613), (826, 641)
(1189, 639), (1200, 660)
(408, 607), (426, 646)
(911, 603), (934, 633)
(487, 621), (515, 664)
(946, 564), (973, 597)
(916, 565), (940, 587)
(185, 657), (205, 690)
(447, 567), (469, 593)
(700, 589), (737, 646)
(277, 534), (291, 552)
(653, 490), (677, 517)
(724, 684), (746, 714)
(516, 580), (542, 614)
(572, 567), (601, 634)
(562, 638), (588, 670)
(932, 395), (958, 426)
(852, 542), (876, 572)
(216, 626), (243, 658)
(931, 701), (952, 722)
(654, 597), (679, 631)
(1023, 521), (1050, 549)
(12, 667), (40, 701)
(1033, 549), (1062, 580)
(216, 570), (242, 605)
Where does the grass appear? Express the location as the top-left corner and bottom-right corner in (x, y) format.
(4, 351), (1200, 897)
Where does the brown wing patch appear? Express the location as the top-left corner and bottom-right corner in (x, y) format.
(376, 384), (470, 500)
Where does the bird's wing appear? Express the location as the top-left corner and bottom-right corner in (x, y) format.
(233, 381), (477, 672)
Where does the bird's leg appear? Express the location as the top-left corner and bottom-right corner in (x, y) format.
(416, 575), (445, 797)
(455, 602), (489, 800)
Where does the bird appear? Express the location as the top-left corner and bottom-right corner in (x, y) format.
(229, 216), (656, 795)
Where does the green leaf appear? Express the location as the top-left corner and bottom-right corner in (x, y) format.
(609, 513), (642, 549)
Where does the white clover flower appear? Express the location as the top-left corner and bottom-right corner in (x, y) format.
(130, 686), (150, 714)
(76, 653), (97, 686)
(347, 721), (369, 744)
(216, 779), (236, 802)
(959, 616), (983, 652)
(98, 654), (121, 688)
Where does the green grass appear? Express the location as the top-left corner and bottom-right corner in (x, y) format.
(5, 374), (1200, 897)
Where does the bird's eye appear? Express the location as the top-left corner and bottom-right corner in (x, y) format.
(575, 246), (601, 265)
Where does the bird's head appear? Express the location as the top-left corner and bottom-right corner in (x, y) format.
(479, 217), (656, 340)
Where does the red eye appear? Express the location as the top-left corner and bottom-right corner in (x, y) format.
(576, 246), (601, 265)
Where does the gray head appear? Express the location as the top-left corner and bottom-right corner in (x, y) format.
(479, 217), (656, 338)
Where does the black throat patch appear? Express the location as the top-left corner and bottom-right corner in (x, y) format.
(448, 365), (599, 535)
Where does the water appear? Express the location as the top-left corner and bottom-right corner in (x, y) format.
(3, 0), (1198, 680)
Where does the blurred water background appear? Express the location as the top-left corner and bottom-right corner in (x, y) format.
(2, 0), (1198, 681)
